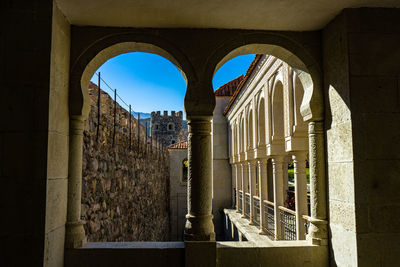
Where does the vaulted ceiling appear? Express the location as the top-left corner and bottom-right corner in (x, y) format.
(56, 0), (400, 31)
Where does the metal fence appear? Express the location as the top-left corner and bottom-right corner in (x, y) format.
(92, 72), (165, 157)
(263, 200), (275, 239)
(238, 191), (243, 212)
(245, 194), (251, 218)
(279, 206), (296, 240)
(253, 197), (260, 226)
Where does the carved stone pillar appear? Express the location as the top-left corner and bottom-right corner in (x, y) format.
(293, 151), (308, 240)
(307, 121), (328, 245)
(258, 158), (268, 234)
(65, 116), (87, 248)
(248, 160), (257, 225)
(272, 156), (285, 240)
(283, 156), (289, 195)
(184, 116), (215, 241)
(241, 163), (248, 218)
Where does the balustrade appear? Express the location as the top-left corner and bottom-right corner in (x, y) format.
(238, 190), (243, 212)
(279, 206), (297, 240)
(263, 200), (275, 239)
(253, 196), (260, 226)
(245, 193), (251, 218)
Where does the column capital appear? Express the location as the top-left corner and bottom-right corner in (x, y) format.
(259, 157), (269, 164)
(248, 159), (258, 166)
(271, 155), (286, 163)
(292, 150), (308, 160)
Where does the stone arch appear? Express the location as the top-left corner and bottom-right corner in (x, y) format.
(292, 71), (308, 136)
(240, 115), (245, 153)
(207, 32), (323, 122)
(247, 108), (255, 149)
(271, 78), (285, 143)
(70, 33), (194, 119)
(257, 96), (266, 147)
(233, 122), (238, 155)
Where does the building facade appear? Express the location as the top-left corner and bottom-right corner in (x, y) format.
(167, 141), (188, 241)
(150, 110), (183, 146)
(225, 54), (310, 241)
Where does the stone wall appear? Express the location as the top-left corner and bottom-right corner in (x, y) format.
(81, 82), (170, 242)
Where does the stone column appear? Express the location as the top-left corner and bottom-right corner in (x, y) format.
(65, 116), (87, 248)
(232, 164), (236, 208)
(235, 164), (240, 213)
(293, 151), (308, 240)
(307, 121), (328, 245)
(248, 160), (257, 225)
(241, 163), (248, 218)
(283, 156), (289, 195)
(272, 156), (285, 240)
(184, 116), (215, 241)
(258, 158), (268, 234)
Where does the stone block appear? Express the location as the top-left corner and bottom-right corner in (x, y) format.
(44, 225), (65, 267)
(45, 178), (68, 232)
(327, 85), (351, 126)
(329, 223), (357, 267)
(326, 121), (354, 162)
(350, 76), (399, 113)
(352, 113), (400, 160)
(185, 241), (216, 267)
(47, 132), (69, 179)
(329, 200), (356, 232)
(327, 161), (355, 204)
(368, 205), (400, 234)
(354, 159), (400, 205)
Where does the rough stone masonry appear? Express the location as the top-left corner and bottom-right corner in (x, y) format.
(81, 82), (170, 242)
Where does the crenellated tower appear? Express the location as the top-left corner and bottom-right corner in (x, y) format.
(150, 110), (183, 146)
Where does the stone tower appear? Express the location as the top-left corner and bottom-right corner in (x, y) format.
(150, 110), (183, 146)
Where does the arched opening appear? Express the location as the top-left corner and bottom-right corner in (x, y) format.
(271, 80), (285, 143)
(257, 98), (266, 147)
(247, 109), (254, 149)
(292, 72), (308, 135)
(67, 39), (190, 245)
(240, 116), (245, 153)
(215, 40), (325, 244)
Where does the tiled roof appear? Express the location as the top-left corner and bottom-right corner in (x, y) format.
(167, 140), (188, 149)
(223, 54), (263, 115)
(214, 75), (244, 96)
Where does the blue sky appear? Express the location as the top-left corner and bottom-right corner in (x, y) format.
(90, 52), (254, 115)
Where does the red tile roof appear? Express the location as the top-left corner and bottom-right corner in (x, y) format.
(214, 75), (244, 96)
(223, 54), (263, 115)
(167, 140), (188, 149)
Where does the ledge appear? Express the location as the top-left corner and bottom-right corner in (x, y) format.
(224, 208), (273, 243)
(81, 241), (185, 249)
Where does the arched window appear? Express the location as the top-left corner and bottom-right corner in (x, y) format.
(182, 158), (188, 183)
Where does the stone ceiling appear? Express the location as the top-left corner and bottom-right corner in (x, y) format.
(56, 0), (400, 31)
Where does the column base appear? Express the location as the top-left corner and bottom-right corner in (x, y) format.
(305, 216), (328, 245)
(249, 219), (255, 225)
(258, 229), (266, 235)
(184, 214), (215, 241)
(65, 220), (87, 248)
